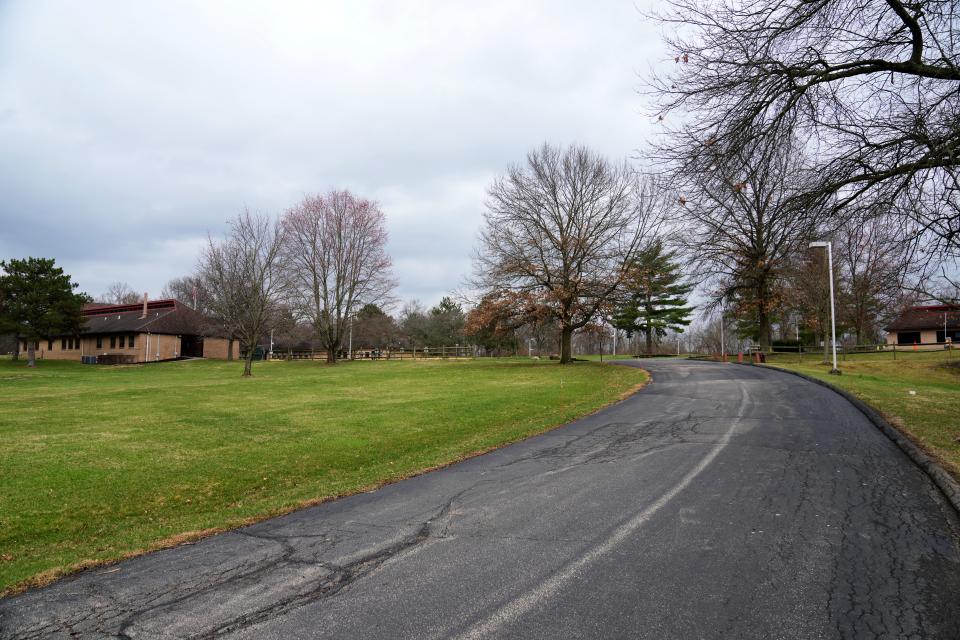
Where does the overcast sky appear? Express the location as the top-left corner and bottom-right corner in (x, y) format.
(0, 1), (664, 309)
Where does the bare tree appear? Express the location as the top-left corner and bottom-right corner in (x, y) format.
(161, 275), (209, 313)
(281, 190), (395, 364)
(678, 141), (826, 349)
(783, 248), (844, 360)
(650, 0), (959, 259)
(198, 210), (286, 376)
(99, 281), (140, 305)
(473, 144), (664, 364)
(835, 213), (921, 343)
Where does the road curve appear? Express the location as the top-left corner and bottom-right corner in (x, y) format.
(3, 359), (959, 639)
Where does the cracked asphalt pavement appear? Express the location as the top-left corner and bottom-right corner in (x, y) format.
(3, 359), (960, 639)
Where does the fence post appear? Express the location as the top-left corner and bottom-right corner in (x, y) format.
(893, 343), (896, 360)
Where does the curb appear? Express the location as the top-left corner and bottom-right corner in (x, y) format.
(734, 362), (960, 516)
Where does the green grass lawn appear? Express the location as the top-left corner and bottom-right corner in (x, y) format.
(765, 349), (960, 480)
(0, 357), (645, 595)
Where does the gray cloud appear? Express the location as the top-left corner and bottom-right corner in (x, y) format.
(0, 1), (663, 307)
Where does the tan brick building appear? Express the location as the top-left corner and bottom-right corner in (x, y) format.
(19, 298), (236, 364)
(885, 305), (960, 346)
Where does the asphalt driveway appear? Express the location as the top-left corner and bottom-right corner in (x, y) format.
(3, 359), (959, 639)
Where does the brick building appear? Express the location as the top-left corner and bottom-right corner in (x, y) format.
(885, 305), (960, 346)
(18, 297), (236, 363)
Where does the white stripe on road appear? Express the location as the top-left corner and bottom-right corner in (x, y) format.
(455, 380), (751, 640)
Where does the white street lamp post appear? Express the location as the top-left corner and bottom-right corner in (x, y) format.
(809, 240), (840, 375)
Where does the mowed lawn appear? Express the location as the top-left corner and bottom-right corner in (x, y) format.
(0, 357), (645, 595)
(765, 349), (960, 479)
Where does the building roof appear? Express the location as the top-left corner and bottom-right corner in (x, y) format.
(74, 299), (223, 337)
(885, 305), (960, 332)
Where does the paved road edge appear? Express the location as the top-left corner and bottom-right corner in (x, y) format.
(739, 362), (960, 517)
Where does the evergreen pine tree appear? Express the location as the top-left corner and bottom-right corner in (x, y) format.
(613, 241), (694, 354)
(0, 258), (87, 367)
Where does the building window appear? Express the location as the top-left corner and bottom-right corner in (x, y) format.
(897, 331), (922, 345)
(937, 330), (960, 343)
(96, 336), (103, 349)
(62, 338), (67, 350)
(119, 335), (125, 349)
(129, 335), (136, 349)
(47, 340), (53, 350)
(110, 336), (116, 348)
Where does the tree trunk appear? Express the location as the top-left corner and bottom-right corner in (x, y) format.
(822, 324), (829, 364)
(559, 325), (573, 364)
(27, 341), (36, 367)
(757, 311), (772, 352)
(242, 350), (254, 377)
(324, 333), (340, 364)
(645, 327), (654, 355)
(227, 338), (235, 361)
(756, 281), (772, 351)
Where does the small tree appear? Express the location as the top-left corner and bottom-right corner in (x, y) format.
(99, 281), (141, 305)
(427, 297), (465, 346)
(835, 214), (920, 344)
(352, 303), (398, 350)
(198, 210), (287, 377)
(161, 275), (209, 313)
(0, 258), (87, 367)
(613, 239), (694, 354)
(474, 144), (664, 364)
(281, 190), (395, 364)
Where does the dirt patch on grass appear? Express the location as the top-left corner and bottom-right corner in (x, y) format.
(938, 361), (960, 375)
